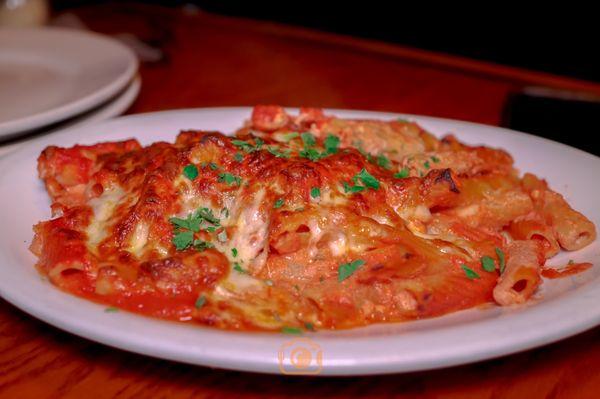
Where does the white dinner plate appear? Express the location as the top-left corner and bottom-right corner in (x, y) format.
(0, 27), (137, 139)
(0, 108), (598, 376)
(0, 75), (141, 159)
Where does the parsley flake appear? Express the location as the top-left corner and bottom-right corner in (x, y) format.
(301, 132), (316, 147)
(274, 198), (285, 209)
(104, 306), (119, 313)
(173, 231), (194, 250)
(461, 264), (481, 280)
(195, 208), (218, 225)
(423, 160), (431, 170)
(394, 168), (410, 179)
(481, 256), (496, 272)
(234, 152), (244, 162)
(324, 134), (340, 154)
(495, 247), (506, 273)
(170, 208), (220, 251)
(281, 326), (302, 335)
(231, 247), (238, 258)
(267, 146), (291, 158)
(183, 164), (198, 180)
(193, 239), (213, 251)
(299, 147), (322, 161)
(218, 172), (242, 186)
(355, 168), (380, 190)
(233, 263), (246, 273)
(376, 154), (391, 169)
(338, 259), (366, 282)
(281, 132), (300, 142)
(431, 156), (441, 163)
(310, 187), (321, 199)
(304, 322), (315, 331)
(221, 207), (229, 218)
(342, 181), (366, 194)
(232, 138), (263, 153)
(194, 295), (206, 309)
(231, 139), (253, 152)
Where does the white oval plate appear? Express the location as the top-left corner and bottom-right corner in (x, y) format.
(0, 27), (137, 139)
(0, 76), (141, 159)
(0, 108), (598, 376)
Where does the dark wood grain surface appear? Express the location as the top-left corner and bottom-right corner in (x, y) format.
(1, 4), (598, 398)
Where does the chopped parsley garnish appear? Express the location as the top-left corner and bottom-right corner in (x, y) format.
(274, 198), (285, 209)
(221, 207), (229, 218)
(233, 263), (246, 273)
(231, 247), (238, 258)
(301, 132), (316, 147)
(423, 160), (431, 170)
(234, 152), (244, 162)
(196, 208), (219, 225)
(354, 168), (380, 190)
(194, 295), (206, 309)
(568, 259), (575, 265)
(170, 208), (220, 250)
(376, 154), (391, 169)
(217, 229), (228, 242)
(267, 146), (291, 158)
(394, 168), (410, 179)
(204, 226), (217, 233)
(182, 164), (198, 180)
(495, 247), (506, 273)
(431, 156), (441, 163)
(338, 259), (366, 282)
(192, 239), (213, 251)
(218, 172), (242, 186)
(172, 230), (194, 250)
(324, 134), (340, 154)
(170, 214), (202, 232)
(299, 132), (323, 161)
(481, 256), (496, 272)
(104, 306), (119, 313)
(310, 187), (321, 199)
(231, 139), (252, 151)
(207, 162), (219, 170)
(342, 181), (366, 194)
(461, 264), (481, 280)
(232, 137), (263, 153)
(281, 132), (300, 142)
(299, 147), (322, 161)
(281, 326), (302, 335)
(297, 133), (340, 161)
(343, 181), (366, 194)
(304, 322), (315, 331)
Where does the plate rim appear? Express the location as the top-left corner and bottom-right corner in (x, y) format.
(0, 75), (141, 159)
(0, 107), (598, 376)
(0, 27), (138, 138)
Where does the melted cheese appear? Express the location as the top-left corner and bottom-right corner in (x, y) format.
(128, 222), (149, 257)
(86, 186), (125, 252)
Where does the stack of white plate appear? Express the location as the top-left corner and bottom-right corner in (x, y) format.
(0, 27), (140, 157)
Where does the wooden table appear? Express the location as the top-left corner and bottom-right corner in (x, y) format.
(1, 4), (599, 398)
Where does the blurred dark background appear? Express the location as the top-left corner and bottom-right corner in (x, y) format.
(52, 1), (598, 82)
